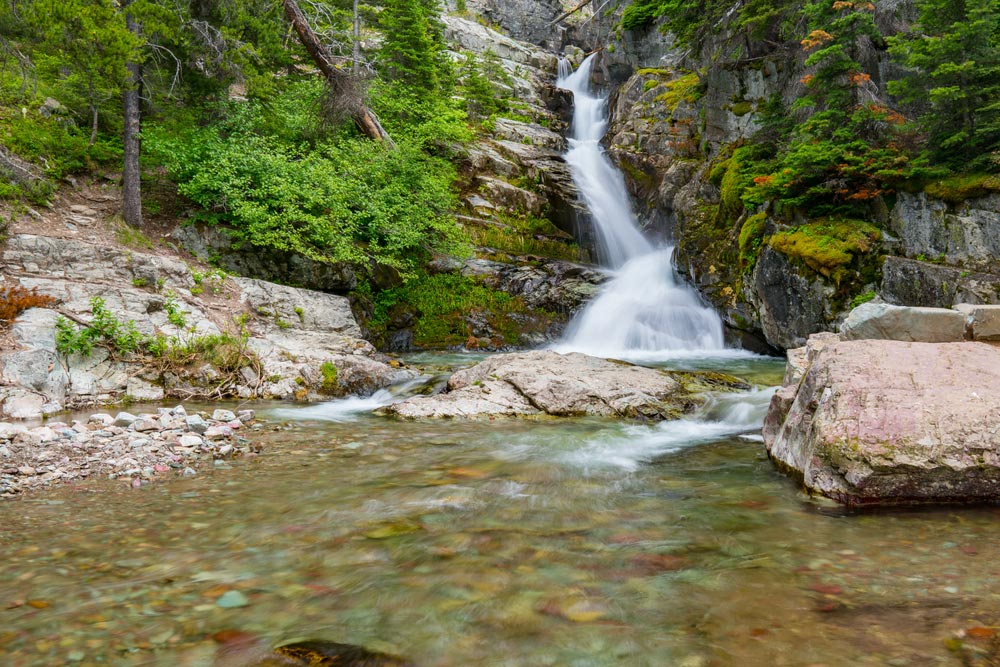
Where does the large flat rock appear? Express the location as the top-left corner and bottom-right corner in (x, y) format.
(382, 350), (730, 420)
(764, 337), (1000, 505)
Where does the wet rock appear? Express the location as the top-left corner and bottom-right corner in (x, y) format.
(383, 350), (720, 420)
(185, 414), (209, 434)
(212, 631), (414, 667)
(839, 302), (966, 343)
(764, 337), (1000, 505)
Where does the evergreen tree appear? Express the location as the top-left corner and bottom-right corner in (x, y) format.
(376, 0), (448, 98)
(888, 0), (1000, 169)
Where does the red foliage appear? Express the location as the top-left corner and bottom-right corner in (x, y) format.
(0, 284), (57, 326)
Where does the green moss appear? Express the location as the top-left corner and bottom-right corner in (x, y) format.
(769, 218), (881, 283)
(370, 274), (555, 349)
(654, 72), (703, 112)
(850, 290), (877, 308)
(925, 174), (1000, 204)
(643, 79), (660, 92)
(738, 211), (767, 271)
(319, 361), (338, 395)
(636, 67), (671, 77)
(730, 100), (754, 116)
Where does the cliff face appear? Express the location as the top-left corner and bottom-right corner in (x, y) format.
(480, 0), (1000, 351)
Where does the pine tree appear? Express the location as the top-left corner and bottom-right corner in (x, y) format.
(888, 0), (1000, 169)
(376, 0), (447, 97)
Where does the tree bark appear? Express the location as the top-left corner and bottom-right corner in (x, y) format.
(282, 0), (392, 145)
(122, 3), (143, 228)
(352, 0), (361, 78)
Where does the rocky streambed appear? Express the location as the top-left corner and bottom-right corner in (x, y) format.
(0, 406), (260, 497)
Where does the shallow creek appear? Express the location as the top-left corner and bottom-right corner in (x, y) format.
(1, 355), (998, 667)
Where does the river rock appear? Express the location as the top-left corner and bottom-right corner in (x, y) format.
(840, 301), (967, 342)
(383, 350), (707, 420)
(764, 337), (1000, 505)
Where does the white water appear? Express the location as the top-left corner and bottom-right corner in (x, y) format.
(490, 387), (778, 473)
(560, 387), (778, 472)
(267, 377), (434, 422)
(554, 54), (729, 361)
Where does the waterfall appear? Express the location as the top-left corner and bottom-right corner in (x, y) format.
(553, 54), (728, 360)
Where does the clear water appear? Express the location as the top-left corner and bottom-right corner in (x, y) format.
(554, 56), (727, 360)
(1, 355), (997, 667)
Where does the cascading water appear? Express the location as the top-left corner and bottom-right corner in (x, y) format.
(554, 54), (728, 360)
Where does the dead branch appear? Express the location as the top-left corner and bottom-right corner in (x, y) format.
(282, 0), (393, 146)
(548, 0), (594, 26)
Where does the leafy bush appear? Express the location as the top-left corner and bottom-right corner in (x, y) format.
(145, 86), (471, 277)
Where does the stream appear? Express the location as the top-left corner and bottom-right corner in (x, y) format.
(1, 55), (996, 667)
(2, 354), (999, 667)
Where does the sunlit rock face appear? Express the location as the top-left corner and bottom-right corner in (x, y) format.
(764, 335), (1000, 506)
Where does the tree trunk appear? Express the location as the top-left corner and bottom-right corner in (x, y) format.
(122, 4), (143, 228)
(352, 0), (361, 78)
(282, 0), (392, 145)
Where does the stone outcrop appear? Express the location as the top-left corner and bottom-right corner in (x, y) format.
(458, 0), (563, 50)
(0, 234), (414, 420)
(880, 256), (1000, 308)
(889, 193), (1000, 273)
(172, 224), (357, 292)
(461, 257), (607, 316)
(763, 336), (1000, 506)
(381, 350), (747, 420)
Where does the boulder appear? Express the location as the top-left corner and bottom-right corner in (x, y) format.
(954, 304), (1000, 341)
(764, 337), (1000, 505)
(840, 301), (966, 343)
(382, 350), (730, 420)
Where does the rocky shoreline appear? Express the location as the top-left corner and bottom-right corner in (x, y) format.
(0, 405), (260, 497)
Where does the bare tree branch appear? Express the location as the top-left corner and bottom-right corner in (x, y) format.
(282, 0), (393, 145)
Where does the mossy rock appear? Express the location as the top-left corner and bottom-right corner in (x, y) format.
(672, 370), (753, 395)
(768, 218), (881, 284)
(925, 174), (1000, 204)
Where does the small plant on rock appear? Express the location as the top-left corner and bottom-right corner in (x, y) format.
(319, 361), (338, 395)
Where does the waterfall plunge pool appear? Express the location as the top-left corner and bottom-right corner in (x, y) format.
(1, 353), (997, 667)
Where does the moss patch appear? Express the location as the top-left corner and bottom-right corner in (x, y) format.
(738, 211), (767, 271)
(319, 361), (338, 395)
(769, 218), (881, 283)
(654, 72), (703, 112)
(925, 174), (1000, 204)
(730, 100), (754, 117)
(370, 274), (555, 349)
